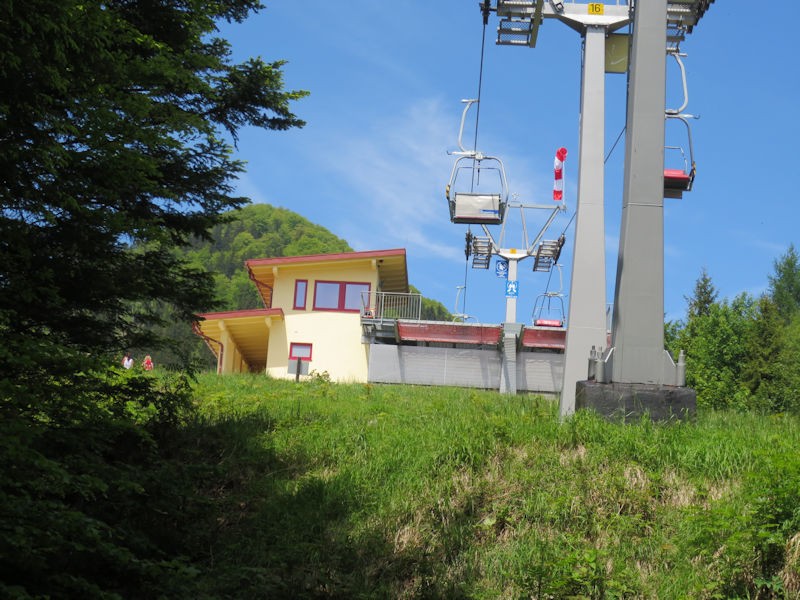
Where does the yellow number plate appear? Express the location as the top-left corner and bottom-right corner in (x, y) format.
(588, 3), (604, 15)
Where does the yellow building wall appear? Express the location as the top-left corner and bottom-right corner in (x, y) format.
(265, 261), (377, 383)
(219, 324), (249, 374)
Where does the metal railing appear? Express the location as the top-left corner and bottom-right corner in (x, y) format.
(361, 291), (422, 322)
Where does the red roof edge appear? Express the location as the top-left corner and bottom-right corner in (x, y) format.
(246, 248), (406, 268)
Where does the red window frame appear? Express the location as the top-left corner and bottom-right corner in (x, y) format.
(293, 279), (308, 310)
(289, 342), (313, 362)
(312, 280), (370, 312)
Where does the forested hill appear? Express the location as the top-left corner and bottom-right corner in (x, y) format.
(185, 203), (354, 311)
(181, 202), (449, 320)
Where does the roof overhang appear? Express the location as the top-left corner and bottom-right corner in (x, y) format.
(195, 308), (284, 370)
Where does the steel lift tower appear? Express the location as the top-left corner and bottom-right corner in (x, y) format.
(576, 0), (713, 419)
(489, 0), (714, 418)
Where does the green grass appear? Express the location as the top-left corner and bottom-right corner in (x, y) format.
(186, 373), (800, 599)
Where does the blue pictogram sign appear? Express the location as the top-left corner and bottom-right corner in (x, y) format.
(495, 259), (509, 279)
(506, 280), (519, 298)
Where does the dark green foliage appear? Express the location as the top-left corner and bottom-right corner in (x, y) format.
(685, 266), (718, 320)
(747, 308), (800, 414)
(0, 0), (307, 363)
(742, 296), (785, 409)
(0, 371), (210, 599)
(678, 292), (755, 409)
(193, 203), (354, 310)
(768, 244), (800, 323)
(742, 247), (800, 413)
(0, 0), (307, 596)
(674, 253), (800, 413)
(742, 245), (800, 412)
(410, 284), (453, 321)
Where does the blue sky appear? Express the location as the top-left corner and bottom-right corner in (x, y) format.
(219, 1), (799, 325)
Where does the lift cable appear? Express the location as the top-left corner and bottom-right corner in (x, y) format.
(459, 0), (492, 319)
(472, 0), (491, 155)
(605, 125), (626, 164)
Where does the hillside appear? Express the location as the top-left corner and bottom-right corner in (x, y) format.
(13, 374), (796, 599)
(189, 375), (800, 598)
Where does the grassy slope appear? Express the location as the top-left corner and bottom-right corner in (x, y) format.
(189, 373), (800, 599)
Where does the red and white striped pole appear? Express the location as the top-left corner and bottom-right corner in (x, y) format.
(553, 147), (567, 201)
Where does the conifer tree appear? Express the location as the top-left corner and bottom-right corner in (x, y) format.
(685, 267), (718, 320)
(0, 2), (307, 595)
(0, 0), (307, 379)
(768, 244), (800, 323)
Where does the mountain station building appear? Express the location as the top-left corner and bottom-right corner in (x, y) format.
(194, 249), (566, 394)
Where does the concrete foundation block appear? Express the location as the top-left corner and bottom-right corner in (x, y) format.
(575, 381), (696, 422)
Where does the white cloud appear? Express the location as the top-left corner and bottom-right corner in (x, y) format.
(314, 97), (465, 258)
(233, 172), (272, 206)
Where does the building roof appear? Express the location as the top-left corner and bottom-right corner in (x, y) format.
(246, 248), (408, 308)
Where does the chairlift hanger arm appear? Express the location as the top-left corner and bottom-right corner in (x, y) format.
(664, 113), (698, 195)
(666, 50), (689, 115)
(456, 99), (479, 154)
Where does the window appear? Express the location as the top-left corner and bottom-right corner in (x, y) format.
(313, 281), (370, 312)
(314, 282), (341, 310)
(289, 342), (312, 361)
(293, 279), (308, 310)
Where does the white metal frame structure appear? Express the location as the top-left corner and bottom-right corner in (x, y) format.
(446, 97), (571, 393)
(445, 100), (568, 321)
(494, 0), (629, 410)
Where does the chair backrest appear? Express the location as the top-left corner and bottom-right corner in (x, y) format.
(451, 192), (503, 224)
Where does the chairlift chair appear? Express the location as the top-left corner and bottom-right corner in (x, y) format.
(664, 50), (697, 199)
(664, 114), (696, 199)
(532, 292), (566, 328)
(446, 157), (509, 224)
(531, 264), (566, 328)
(446, 99), (509, 225)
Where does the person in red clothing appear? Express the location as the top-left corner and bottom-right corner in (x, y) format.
(142, 355), (154, 371)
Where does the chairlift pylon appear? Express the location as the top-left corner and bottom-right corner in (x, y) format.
(446, 99), (509, 225)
